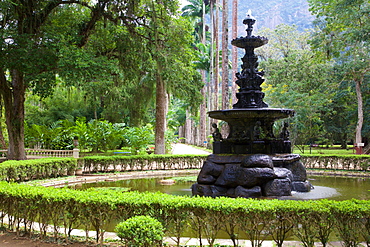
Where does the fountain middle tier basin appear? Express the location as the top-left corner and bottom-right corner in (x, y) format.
(209, 108), (295, 154)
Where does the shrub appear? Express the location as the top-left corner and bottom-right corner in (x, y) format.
(115, 215), (164, 247)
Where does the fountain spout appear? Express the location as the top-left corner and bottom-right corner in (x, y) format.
(244, 10), (256, 37)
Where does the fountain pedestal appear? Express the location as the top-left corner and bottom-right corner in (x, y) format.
(192, 11), (313, 198)
(192, 154), (312, 198)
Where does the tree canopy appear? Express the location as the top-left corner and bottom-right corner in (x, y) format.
(0, 0), (202, 159)
(308, 0), (370, 148)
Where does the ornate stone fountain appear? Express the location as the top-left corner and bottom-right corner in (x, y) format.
(192, 12), (312, 198)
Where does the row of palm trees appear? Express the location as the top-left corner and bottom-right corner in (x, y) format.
(181, 0), (239, 146)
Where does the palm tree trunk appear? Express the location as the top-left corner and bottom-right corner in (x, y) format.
(199, 71), (207, 146)
(213, 0), (220, 111)
(199, 0), (207, 147)
(231, 0), (238, 105)
(354, 78), (363, 154)
(221, 0), (229, 110)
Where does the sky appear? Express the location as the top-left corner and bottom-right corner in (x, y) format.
(179, 0), (190, 8)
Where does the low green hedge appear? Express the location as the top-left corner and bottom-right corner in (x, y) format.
(301, 154), (370, 171)
(0, 155), (207, 182)
(0, 158), (77, 182)
(0, 154), (369, 246)
(79, 154), (207, 173)
(0, 181), (369, 246)
(0, 154), (367, 182)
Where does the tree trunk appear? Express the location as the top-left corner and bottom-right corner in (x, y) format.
(0, 69), (27, 160)
(0, 104), (7, 149)
(0, 127), (6, 149)
(354, 78), (363, 146)
(154, 63), (167, 154)
(199, 75), (207, 146)
(221, 0), (229, 136)
(209, 0), (215, 112)
(199, 1), (207, 147)
(213, 0), (220, 111)
(184, 110), (192, 144)
(231, 0), (238, 105)
(221, 0), (229, 110)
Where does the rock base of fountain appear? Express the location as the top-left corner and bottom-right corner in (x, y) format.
(192, 154), (312, 198)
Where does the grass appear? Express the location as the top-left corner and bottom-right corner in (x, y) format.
(293, 145), (356, 155)
(171, 176), (197, 183)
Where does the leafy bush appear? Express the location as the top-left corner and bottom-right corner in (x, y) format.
(115, 215), (164, 247)
(122, 124), (154, 155)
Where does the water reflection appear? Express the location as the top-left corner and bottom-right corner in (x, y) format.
(72, 175), (370, 201)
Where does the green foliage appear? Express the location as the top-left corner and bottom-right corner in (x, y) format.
(25, 118), (126, 152)
(115, 215), (164, 247)
(258, 24), (338, 146)
(25, 86), (95, 126)
(308, 0), (370, 145)
(122, 125), (155, 155)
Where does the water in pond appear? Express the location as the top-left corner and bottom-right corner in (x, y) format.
(71, 175), (370, 201)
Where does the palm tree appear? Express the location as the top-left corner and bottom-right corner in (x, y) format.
(182, 0), (210, 146)
(231, 0), (238, 105)
(221, 0), (229, 110)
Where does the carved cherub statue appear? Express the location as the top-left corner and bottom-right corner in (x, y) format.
(212, 123), (223, 142)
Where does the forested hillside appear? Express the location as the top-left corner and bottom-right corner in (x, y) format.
(235, 0), (314, 32)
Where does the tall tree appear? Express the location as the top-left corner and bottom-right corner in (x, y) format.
(213, 0), (220, 112)
(129, 0), (202, 153)
(0, 0), (129, 159)
(258, 25), (336, 147)
(0, 0), (202, 159)
(182, 0), (209, 146)
(308, 0), (370, 150)
(231, 0), (238, 105)
(221, 0), (230, 110)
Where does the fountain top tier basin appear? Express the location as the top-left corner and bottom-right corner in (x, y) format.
(231, 35), (268, 49)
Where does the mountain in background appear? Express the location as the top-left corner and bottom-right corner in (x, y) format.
(180, 0), (314, 31)
(234, 0), (314, 33)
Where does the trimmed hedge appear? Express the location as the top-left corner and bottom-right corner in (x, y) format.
(0, 154), (367, 183)
(301, 154), (370, 171)
(0, 182), (369, 246)
(78, 154), (207, 173)
(0, 155), (207, 182)
(0, 158), (77, 182)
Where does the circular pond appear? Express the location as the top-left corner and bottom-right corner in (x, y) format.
(70, 174), (370, 201)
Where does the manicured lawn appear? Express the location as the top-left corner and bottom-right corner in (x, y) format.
(293, 145), (356, 155)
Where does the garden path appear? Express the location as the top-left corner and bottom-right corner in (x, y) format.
(171, 143), (211, 155)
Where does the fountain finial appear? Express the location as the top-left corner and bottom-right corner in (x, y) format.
(243, 10), (256, 37)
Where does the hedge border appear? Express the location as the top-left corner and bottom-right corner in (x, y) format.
(0, 154), (369, 246)
(0, 182), (369, 247)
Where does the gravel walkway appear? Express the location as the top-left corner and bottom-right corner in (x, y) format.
(172, 143), (211, 155)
